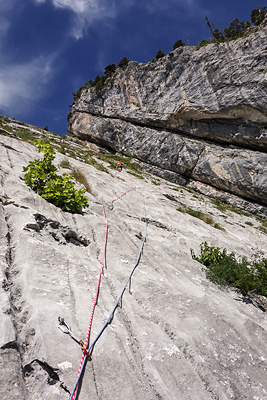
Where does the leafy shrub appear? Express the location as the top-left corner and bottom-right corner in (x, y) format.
(23, 140), (88, 213)
(191, 242), (267, 297)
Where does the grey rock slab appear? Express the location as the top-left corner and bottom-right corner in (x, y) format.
(0, 135), (267, 399)
(69, 113), (267, 206)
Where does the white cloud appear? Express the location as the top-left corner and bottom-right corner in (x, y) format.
(0, 55), (56, 115)
(33, 0), (196, 39)
(33, 0), (118, 39)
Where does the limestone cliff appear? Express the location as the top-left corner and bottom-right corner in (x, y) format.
(68, 21), (267, 206)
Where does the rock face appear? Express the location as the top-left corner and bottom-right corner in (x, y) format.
(68, 21), (267, 206)
(1, 130), (267, 400)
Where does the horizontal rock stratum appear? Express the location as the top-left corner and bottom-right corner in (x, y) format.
(68, 21), (267, 206)
(1, 123), (267, 399)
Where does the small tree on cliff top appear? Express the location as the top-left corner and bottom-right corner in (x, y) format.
(156, 49), (165, 60)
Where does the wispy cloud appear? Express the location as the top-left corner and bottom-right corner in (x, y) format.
(0, 55), (56, 116)
(33, 0), (196, 39)
(0, 1), (61, 116)
(0, 1), (16, 43)
(33, 0), (118, 39)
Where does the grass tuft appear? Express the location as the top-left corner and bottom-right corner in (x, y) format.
(177, 206), (225, 231)
(60, 158), (72, 169)
(71, 168), (92, 193)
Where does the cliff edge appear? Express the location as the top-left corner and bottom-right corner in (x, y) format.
(68, 21), (267, 206)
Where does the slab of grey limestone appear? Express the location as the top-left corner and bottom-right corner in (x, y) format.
(0, 134), (267, 399)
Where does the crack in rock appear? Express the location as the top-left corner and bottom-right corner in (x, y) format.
(1, 340), (19, 351)
(24, 213), (90, 246)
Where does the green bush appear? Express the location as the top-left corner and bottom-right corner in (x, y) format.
(251, 6), (266, 26)
(223, 18), (250, 41)
(23, 140), (88, 214)
(118, 57), (129, 69)
(191, 242), (267, 297)
(104, 64), (116, 75)
(198, 39), (211, 48)
(173, 39), (185, 50)
(156, 49), (165, 60)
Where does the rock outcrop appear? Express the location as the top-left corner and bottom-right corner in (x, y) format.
(1, 127), (267, 400)
(68, 21), (267, 206)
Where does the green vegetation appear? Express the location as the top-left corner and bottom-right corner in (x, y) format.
(191, 242), (267, 297)
(257, 218), (267, 234)
(156, 49), (165, 60)
(251, 6), (267, 25)
(94, 153), (142, 173)
(197, 39), (211, 48)
(70, 168), (92, 193)
(127, 170), (144, 180)
(59, 158), (72, 169)
(0, 122), (37, 144)
(258, 226), (267, 234)
(23, 140), (88, 214)
(245, 221), (253, 226)
(204, 7), (266, 45)
(212, 199), (251, 217)
(104, 64), (116, 75)
(118, 56), (129, 69)
(173, 39), (185, 50)
(258, 218), (267, 228)
(177, 206), (225, 231)
(72, 56), (130, 101)
(1, 124), (13, 133)
(135, 231), (143, 240)
(15, 130), (36, 144)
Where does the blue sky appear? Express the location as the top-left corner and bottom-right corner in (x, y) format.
(0, 0), (265, 135)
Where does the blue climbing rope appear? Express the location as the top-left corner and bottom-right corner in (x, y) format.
(68, 172), (147, 399)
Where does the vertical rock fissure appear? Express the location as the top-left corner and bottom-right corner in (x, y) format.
(1, 210), (28, 399)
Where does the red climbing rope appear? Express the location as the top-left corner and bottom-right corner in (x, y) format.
(70, 175), (136, 399)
